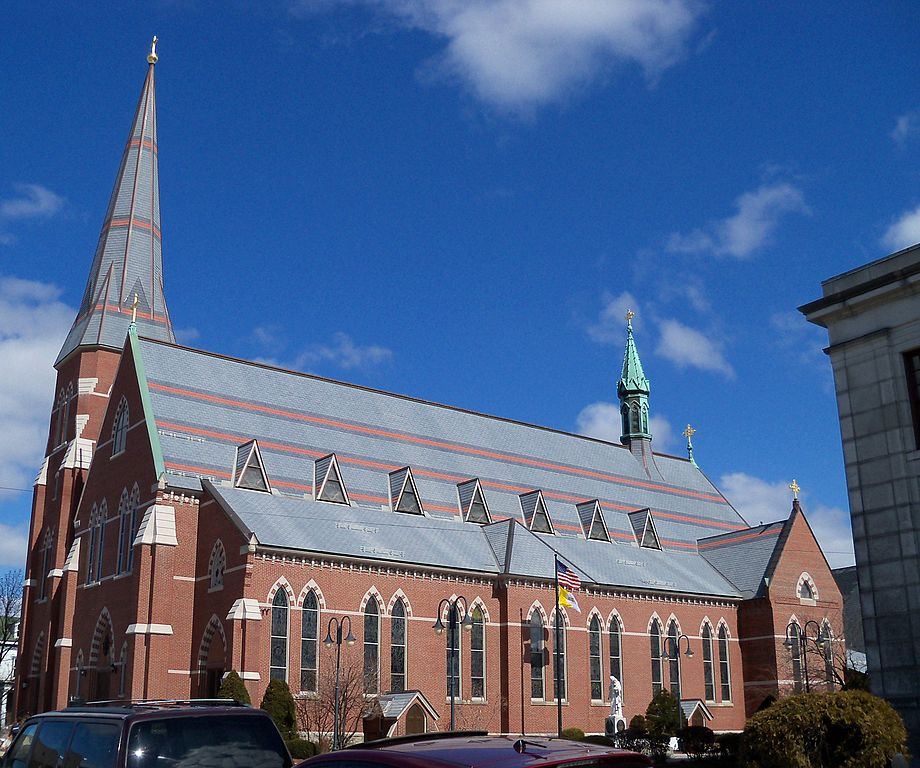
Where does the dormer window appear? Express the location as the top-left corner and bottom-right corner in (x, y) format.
(520, 490), (554, 535)
(112, 396), (129, 456)
(234, 440), (271, 492)
(389, 467), (423, 515)
(458, 479), (491, 525)
(314, 454), (349, 505)
(629, 509), (661, 550)
(577, 500), (609, 542)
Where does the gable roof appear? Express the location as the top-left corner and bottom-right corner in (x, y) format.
(698, 520), (786, 598)
(131, 337), (753, 598)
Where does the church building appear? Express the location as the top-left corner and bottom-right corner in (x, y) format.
(15, 45), (843, 737)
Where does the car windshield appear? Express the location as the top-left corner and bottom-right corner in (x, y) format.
(126, 715), (290, 768)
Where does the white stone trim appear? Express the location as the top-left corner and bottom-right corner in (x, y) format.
(54, 638), (73, 648)
(63, 539), (81, 572)
(23, 578), (36, 587)
(48, 568), (64, 579)
(62, 438), (94, 470)
(75, 414), (90, 438)
(126, 623), (174, 635)
(226, 598), (261, 621)
(78, 378), (99, 394)
(238, 671), (261, 681)
(34, 456), (49, 487)
(135, 504), (178, 546)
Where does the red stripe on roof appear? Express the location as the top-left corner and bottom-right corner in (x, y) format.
(698, 527), (781, 550)
(107, 217), (161, 238)
(148, 382), (729, 504)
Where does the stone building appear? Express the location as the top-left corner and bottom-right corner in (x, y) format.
(802, 247), (920, 754)
(14, 45), (843, 737)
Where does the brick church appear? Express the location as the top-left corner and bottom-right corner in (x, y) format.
(15, 44), (844, 736)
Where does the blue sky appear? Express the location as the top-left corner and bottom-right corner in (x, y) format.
(2, 1), (920, 573)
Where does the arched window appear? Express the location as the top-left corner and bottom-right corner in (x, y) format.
(86, 504), (98, 583)
(589, 615), (603, 701)
(552, 611), (566, 703)
(61, 384), (72, 444)
(609, 616), (623, 695)
(530, 612), (545, 700)
(126, 485), (139, 572)
(300, 591), (318, 693)
(471, 606), (485, 700)
(641, 404), (649, 433)
(116, 489), (129, 574)
(39, 528), (53, 600)
(667, 619), (681, 699)
(53, 389), (65, 446)
(390, 598), (406, 693)
(820, 622), (835, 690)
(112, 397), (129, 455)
(95, 500), (108, 583)
(718, 625), (732, 700)
(799, 581), (814, 600)
(270, 589), (289, 681)
(649, 619), (663, 696)
(363, 598), (380, 694)
(630, 405), (640, 433)
(702, 623), (715, 701)
(446, 610), (461, 700)
(209, 541), (226, 591)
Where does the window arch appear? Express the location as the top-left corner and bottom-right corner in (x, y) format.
(112, 397), (129, 455)
(551, 609), (567, 703)
(471, 605), (485, 699)
(61, 384), (73, 445)
(270, 589), (289, 681)
(446, 605), (461, 700)
(390, 598), (407, 693)
(39, 528), (53, 600)
(126, 484), (140, 572)
(364, 597), (380, 694)
(797, 572), (818, 603)
(718, 624), (732, 700)
(86, 502), (107, 584)
(589, 614), (603, 701)
(529, 609), (545, 700)
(667, 619), (681, 699)
(53, 389), (65, 446)
(209, 540), (226, 591)
(608, 614), (623, 697)
(649, 618), (663, 696)
(116, 489), (129, 574)
(820, 621), (835, 690)
(701, 622), (715, 701)
(300, 590), (319, 693)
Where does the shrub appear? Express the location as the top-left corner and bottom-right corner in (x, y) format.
(678, 726), (715, 761)
(645, 690), (681, 740)
(216, 670), (251, 705)
(716, 732), (742, 767)
(613, 727), (650, 755)
(561, 727), (585, 741)
(742, 690), (907, 768)
(284, 739), (318, 759)
(629, 714), (647, 733)
(260, 679), (297, 740)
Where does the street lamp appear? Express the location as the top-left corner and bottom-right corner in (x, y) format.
(433, 596), (473, 731)
(784, 620), (824, 693)
(323, 616), (356, 750)
(662, 633), (693, 723)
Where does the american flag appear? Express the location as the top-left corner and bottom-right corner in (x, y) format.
(556, 560), (581, 591)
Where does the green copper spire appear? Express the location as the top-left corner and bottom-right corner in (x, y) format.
(618, 310), (652, 444)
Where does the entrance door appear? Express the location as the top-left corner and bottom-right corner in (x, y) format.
(206, 668), (224, 698)
(405, 704), (425, 735)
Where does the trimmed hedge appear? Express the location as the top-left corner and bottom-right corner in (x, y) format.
(742, 690), (907, 768)
(260, 679), (297, 740)
(216, 670), (251, 705)
(561, 727), (585, 741)
(678, 725), (715, 760)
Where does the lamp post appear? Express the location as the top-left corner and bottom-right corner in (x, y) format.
(323, 616), (356, 751)
(784, 620), (823, 693)
(433, 596), (473, 731)
(662, 633), (693, 723)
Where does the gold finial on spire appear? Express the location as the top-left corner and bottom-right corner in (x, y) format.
(131, 293), (139, 324)
(147, 36), (158, 65)
(626, 309), (635, 329)
(683, 424), (696, 442)
(789, 479), (801, 500)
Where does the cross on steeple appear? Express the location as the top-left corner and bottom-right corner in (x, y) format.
(130, 293), (139, 324)
(789, 479), (801, 500)
(683, 424), (697, 466)
(626, 309), (635, 329)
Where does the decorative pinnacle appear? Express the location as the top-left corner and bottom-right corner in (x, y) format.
(626, 309), (635, 330)
(147, 36), (158, 65)
(682, 424), (696, 443)
(789, 479), (801, 500)
(130, 292), (139, 324)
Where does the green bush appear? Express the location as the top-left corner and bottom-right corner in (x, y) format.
(284, 739), (318, 759)
(260, 678), (297, 740)
(561, 727), (585, 741)
(629, 714), (647, 733)
(645, 690), (681, 740)
(613, 728), (650, 755)
(677, 726), (715, 761)
(216, 670), (251, 705)
(716, 732), (742, 766)
(742, 690), (907, 768)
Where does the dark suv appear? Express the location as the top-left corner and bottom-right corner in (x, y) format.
(1, 700), (292, 768)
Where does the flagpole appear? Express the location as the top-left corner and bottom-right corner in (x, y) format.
(553, 554), (562, 737)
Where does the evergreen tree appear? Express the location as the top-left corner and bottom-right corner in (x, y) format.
(645, 689), (681, 739)
(261, 678), (297, 740)
(217, 670), (251, 705)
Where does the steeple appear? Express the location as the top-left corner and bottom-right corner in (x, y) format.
(617, 310), (651, 444)
(56, 38), (175, 367)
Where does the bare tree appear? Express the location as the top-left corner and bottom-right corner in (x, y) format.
(1, 569), (23, 721)
(778, 619), (853, 694)
(296, 653), (376, 750)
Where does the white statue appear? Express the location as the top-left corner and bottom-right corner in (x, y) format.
(605, 675), (626, 736)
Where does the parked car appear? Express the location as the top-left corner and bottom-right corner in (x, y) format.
(0, 700), (292, 768)
(297, 732), (651, 768)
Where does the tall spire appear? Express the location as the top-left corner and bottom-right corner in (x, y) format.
(56, 38), (175, 367)
(617, 310), (651, 444)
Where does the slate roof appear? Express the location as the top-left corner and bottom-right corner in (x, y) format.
(134, 337), (759, 598)
(698, 521), (786, 598)
(57, 57), (174, 366)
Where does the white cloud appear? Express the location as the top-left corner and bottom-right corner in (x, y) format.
(892, 111), (920, 146)
(719, 472), (855, 569)
(299, 0), (706, 111)
(656, 318), (733, 378)
(0, 276), (74, 567)
(0, 184), (65, 221)
(587, 290), (639, 344)
(667, 182), (807, 259)
(294, 331), (393, 370)
(881, 203), (920, 252)
(575, 401), (675, 450)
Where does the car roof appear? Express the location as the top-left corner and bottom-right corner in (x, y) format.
(27, 701), (265, 724)
(305, 734), (650, 768)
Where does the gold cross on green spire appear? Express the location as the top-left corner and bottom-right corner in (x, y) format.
(626, 309), (635, 329)
(789, 479), (801, 500)
(682, 424), (696, 441)
(131, 292), (139, 324)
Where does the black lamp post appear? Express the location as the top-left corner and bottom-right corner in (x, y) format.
(433, 596), (473, 731)
(323, 616), (356, 750)
(784, 620), (823, 693)
(663, 633), (693, 722)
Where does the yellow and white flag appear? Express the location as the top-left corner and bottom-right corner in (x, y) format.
(558, 585), (581, 613)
